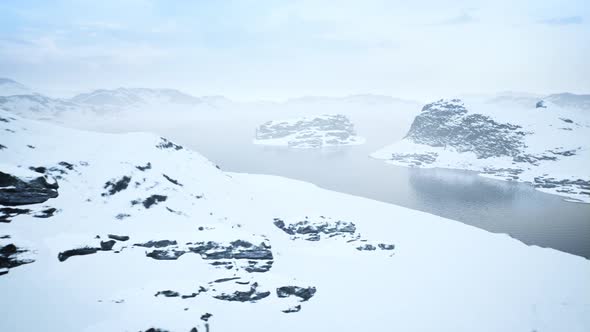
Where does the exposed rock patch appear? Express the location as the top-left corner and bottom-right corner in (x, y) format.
(0, 207), (31, 223)
(136, 162), (152, 171)
(58, 247), (100, 262)
(162, 174), (182, 186)
(276, 286), (316, 302)
(273, 216), (356, 241)
(108, 234), (130, 241)
(0, 243), (34, 275)
(0, 171), (58, 206)
(102, 176), (131, 197)
(213, 282), (270, 302)
(156, 138), (183, 150)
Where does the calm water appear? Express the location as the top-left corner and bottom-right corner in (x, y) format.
(152, 113), (590, 259)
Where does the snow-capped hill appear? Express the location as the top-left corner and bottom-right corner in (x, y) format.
(71, 88), (202, 108)
(0, 78), (35, 97)
(372, 99), (590, 203)
(405, 99), (526, 158)
(544, 93), (590, 111)
(254, 114), (365, 148)
(0, 94), (85, 119)
(1, 110), (590, 331)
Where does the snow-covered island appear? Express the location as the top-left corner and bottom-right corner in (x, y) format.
(1, 109), (589, 331)
(372, 98), (590, 203)
(254, 114), (365, 148)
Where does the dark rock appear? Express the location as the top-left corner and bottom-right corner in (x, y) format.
(135, 240), (177, 248)
(190, 240), (273, 261)
(146, 249), (186, 260)
(143, 329), (169, 332)
(0, 207), (31, 223)
(33, 207), (57, 218)
(58, 247), (99, 262)
(156, 138), (183, 150)
(136, 162), (152, 171)
(536, 100), (547, 108)
(213, 277), (241, 283)
(201, 313), (212, 322)
(245, 260), (273, 273)
(0, 243), (34, 273)
(0, 171), (58, 206)
(0, 144), (6, 150)
(213, 282), (270, 302)
(356, 244), (377, 251)
(276, 286), (316, 302)
(27, 145), (35, 149)
(560, 118), (574, 124)
(154, 290), (180, 297)
(142, 195), (167, 208)
(102, 176), (131, 197)
(162, 174), (183, 186)
(282, 305), (302, 313)
(378, 243), (395, 250)
(58, 161), (74, 170)
(29, 166), (47, 173)
(108, 234), (130, 241)
(100, 240), (116, 251)
(273, 217), (356, 241)
(115, 213), (131, 220)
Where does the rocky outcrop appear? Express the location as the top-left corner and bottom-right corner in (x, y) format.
(102, 176), (131, 196)
(0, 171), (58, 206)
(255, 114), (364, 148)
(0, 207), (31, 222)
(57, 247), (100, 262)
(0, 243), (34, 275)
(213, 282), (270, 302)
(405, 99), (526, 159)
(273, 216), (356, 241)
(276, 286), (316, 302)
(156, 137), (183, 150)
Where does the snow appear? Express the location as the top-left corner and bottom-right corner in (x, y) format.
(1, 110), (589, 331)
(372, 98), (590, 203)
(0, 78), (35, 96)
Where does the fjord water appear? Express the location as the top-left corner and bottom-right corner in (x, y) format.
(155, 112), (590, 260)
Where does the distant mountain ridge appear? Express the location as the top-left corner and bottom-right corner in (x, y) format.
(0, 78), (36, 97)
(71, 87), (202, 107)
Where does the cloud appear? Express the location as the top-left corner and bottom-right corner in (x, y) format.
(539, 16), (583, 26)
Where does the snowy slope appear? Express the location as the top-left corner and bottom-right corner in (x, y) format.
(254, 114), (365, 148)
(0, 78), (35, 96)
(372, 98), (590, 203)
(1, 110), (589, 331)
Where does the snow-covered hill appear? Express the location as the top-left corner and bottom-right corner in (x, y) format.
(72, 88), (202, 108)
(372, 99), (590, 203)
(0, 78), (35, 96)
(1, 109), (589, 331)
(254, 114), (365, 148)
(0, 94), (88, 120)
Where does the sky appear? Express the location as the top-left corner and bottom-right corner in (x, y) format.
(0, 0), (588, 101)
